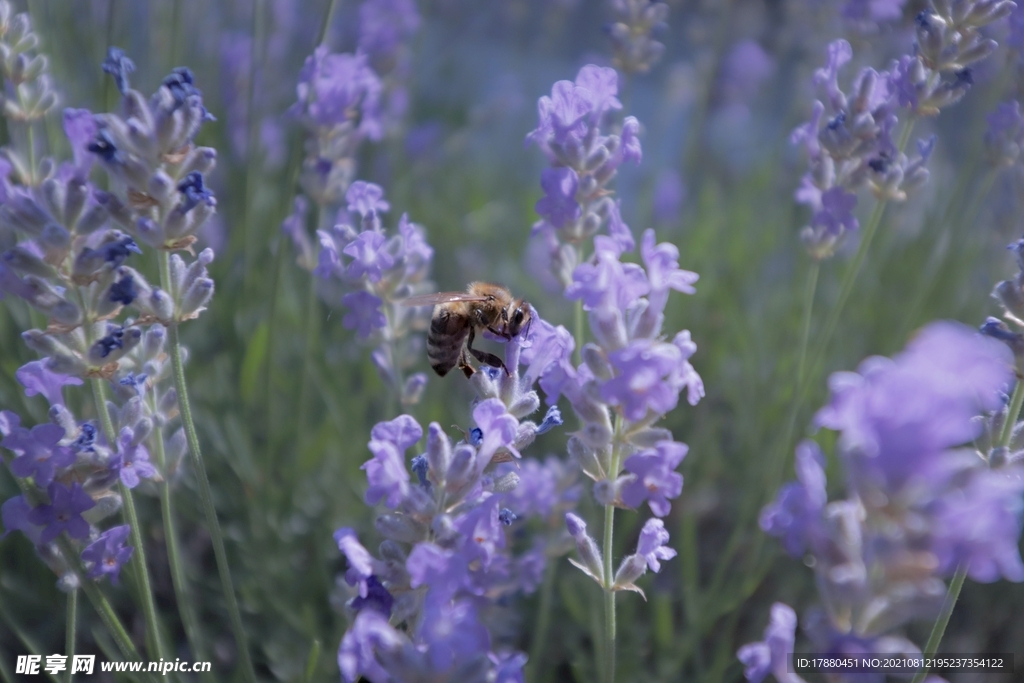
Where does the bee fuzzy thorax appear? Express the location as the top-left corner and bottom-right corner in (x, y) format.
(403, 282), (532, 378)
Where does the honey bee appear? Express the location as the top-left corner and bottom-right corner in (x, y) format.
(402, 282), (532, 378)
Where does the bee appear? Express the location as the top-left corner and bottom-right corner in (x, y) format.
(402, 282), (532, 378)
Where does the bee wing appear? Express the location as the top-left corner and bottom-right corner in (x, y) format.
(400, 292), (490, 306)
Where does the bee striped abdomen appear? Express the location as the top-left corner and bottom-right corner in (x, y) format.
(427, 306), (469, 376)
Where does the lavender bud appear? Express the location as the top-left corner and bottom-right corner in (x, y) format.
(178, 277), (214, 318)
(492, 471), (520, 493)
(375, 512), (425, 544)
(143, 324), (166, 359)
(513, 421), (538, 451)
(3, 245), (54, 278)
(431, 514), (459, 544)
(565, 512), (604, 584)
(444, 444), (476, 496)
(378, 539), (407, 565)
(117, 396), (144, 432)
(627, 427), (674, 448)
(401, 373), (427, 405)
(82, 493), (122, 525)
(613, 553), (647, 589)
(425, 423), (452, 486)
(582, 343), (613, 380)
(592, 477), (623, 506)
(508, 390), (540, 419)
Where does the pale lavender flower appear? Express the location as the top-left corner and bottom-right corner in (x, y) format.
(620, 440), (687, 516)
(343, 231), (393, 282)
(358, 0), (421, 65)
(362, 416), (419, 509)
(535, 167), (581, 229)
(338, 609), (406, 683)
(759, 441), (828, 557)
(635, 517), (676, 572)
(346, 180), (391, 218)
(335, 527), (385, 597)
(653, 168), (685, 225)
(1, 419), (74, 487)
(1, 495), (38, 541)
(81, 525), (133, 585)
(737, 603), (804, 683)
(294, 47), (382, 138)
(15, 360), (82, 406)
(115, 427), (157, 489)
(342, 291), (387, 339)
(601, 340), (687, 421)
(28, 482), (95, 544)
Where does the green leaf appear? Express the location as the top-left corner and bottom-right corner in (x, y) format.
(240, 321), (269, 402)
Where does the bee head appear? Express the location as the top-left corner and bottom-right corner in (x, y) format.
(507, 299), (532, 338)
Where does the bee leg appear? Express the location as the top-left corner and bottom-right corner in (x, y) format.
(467, 328), (510, 376)
(458, 347), (475, 378)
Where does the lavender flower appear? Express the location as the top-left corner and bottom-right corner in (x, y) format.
(737, 603), (804, 683)
(15, 360), (82, 406)
(312, 181), (434, 404)
(751, 322), (1023, 679)
(607, 0), (669, 75)
(527, 65), (642, 288)
(1, 414), (74, 487)
(28, 482), (95, 544)
(292, 47), (382, 206)
(81, 524), (133, 584)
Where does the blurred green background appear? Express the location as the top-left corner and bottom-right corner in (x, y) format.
(1, 0), (1023, 681)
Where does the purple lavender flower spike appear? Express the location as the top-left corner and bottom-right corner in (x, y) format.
(573, 65), (622, 117)
(370, 414), (423, 450)
(338, 609), (405, 683)
(81, 525), (134, 585)
(535, 168), (581, 229)
(335, 527), (383, 597)
(2, 495), (38, 540)
(419, 597), (492, 673)
(15, 360), (83, 406)
(62, 109), (98, 177)
(341, 291), (387, 339)
(2, 420), (74, 487)
(601, 340), (685, 421)
(28, 482), (95, 544)
(635, 518), (677, 572)
(358, 0), (421, 64)
(406, 543), (467, 602)
(473, 399), (520, 469)
(930, 468), (1024, 582)
(343, 231), (394, 282)
(736, 603), (805, 683)
(362, 439), (410, 509)
(346, 181), (391, 218)
(116, 427), (157, 489)
(760, 441), (828, 557)
(294, 47), (382, 139)
(620, 440), (687, 516)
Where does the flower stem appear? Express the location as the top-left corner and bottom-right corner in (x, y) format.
(910, 563), (968, 683)
(601, 417), (624, 683)
(167, 319), (256, 683)
(90, 378), (164, 661)
(297, 263), (321, 450)
(795, 261), (820, 391)
(150, 418), (212, 680)
(526, 559), (558, 683)
(64, 588), (76, 683)
(999, 380), (1024, 449)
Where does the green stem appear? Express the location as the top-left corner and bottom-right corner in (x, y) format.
(794, 262), (820, 391)
(909, 564), (968, 683)
(526, 558), (558, 683)
(166, 319), (256, 683)
(150, 416), (212, 681)
(90, 378), (164, 661)
(64, 589), (76, 683)
(601, 417), (624, 683)
(999, 380), (1024, 449)
(26, 124), (36, 186)
(602, 501), (616, 683)
(296, 276), (319, 440)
